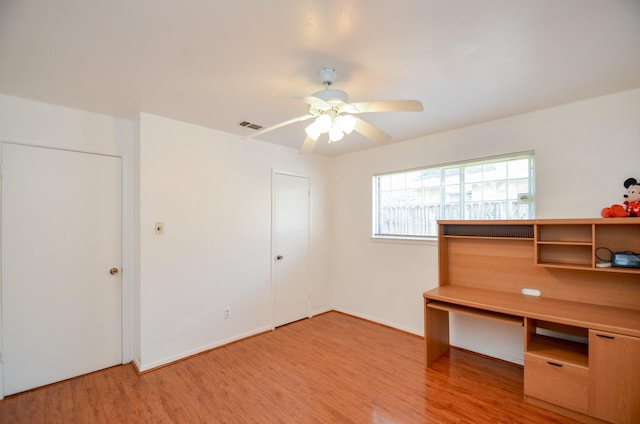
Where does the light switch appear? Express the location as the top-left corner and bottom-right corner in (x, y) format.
(155, 222), (164, 235)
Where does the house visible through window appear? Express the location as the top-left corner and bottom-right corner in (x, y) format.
(373, 152), (535, 238)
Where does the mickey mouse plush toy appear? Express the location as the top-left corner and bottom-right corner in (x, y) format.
(601, 177), (640, 218)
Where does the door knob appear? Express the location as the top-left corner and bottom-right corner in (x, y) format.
(276, 255), (283, 261)
(109, 267), (119, 275)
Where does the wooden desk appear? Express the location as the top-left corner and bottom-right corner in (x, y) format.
(426, 219), (640, 423)
(423, 286), (640, 366)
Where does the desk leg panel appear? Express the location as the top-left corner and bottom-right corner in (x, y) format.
(425, 301), (450, 366)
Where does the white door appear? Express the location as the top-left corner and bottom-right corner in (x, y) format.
(273, 172), (310, 327)
(1, 143), (122, 396)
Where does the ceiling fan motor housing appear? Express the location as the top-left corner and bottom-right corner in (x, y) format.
(312, 88), (349, 106)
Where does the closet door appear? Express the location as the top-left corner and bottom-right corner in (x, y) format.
(272, 172), (310, 327)
(2, 143), (122, 395)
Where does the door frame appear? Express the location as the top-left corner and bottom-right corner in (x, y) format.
(0, 141), (133, 400)
(270, 169), (311, 329)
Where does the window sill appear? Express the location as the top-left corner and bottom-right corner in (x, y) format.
(370, 235), (438, 246)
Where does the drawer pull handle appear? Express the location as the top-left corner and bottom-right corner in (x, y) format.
(596, 334), (614, 340)
(547, 361), (563, 367)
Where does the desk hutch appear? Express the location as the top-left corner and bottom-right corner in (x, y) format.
(423, 219), (640, 423)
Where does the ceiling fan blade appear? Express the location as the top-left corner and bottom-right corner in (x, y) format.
(343, 100), (423, 114)
(299, 136), (318, 154)
(247, 114), (315, 138)
(353, 116), (392, 144)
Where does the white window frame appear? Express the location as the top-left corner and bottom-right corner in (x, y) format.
(372, 152), (535, 240)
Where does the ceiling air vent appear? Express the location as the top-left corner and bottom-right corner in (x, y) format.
(239, 121), (264, 130)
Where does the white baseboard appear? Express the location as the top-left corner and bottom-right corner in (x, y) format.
(310, 306), (332, 317)
(135, 325), (272, 372)
(333, 307), (423, 336)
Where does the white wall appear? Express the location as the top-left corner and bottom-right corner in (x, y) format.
(136, 113), (332, 370)
(0, 95), (134, 156)
(330, 89), (640, 364)
(0, 94), (136, 397)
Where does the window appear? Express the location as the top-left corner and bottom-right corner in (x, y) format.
(373, 152), (535, 238)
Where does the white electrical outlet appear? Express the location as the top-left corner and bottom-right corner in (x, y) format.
(224, 307), (231, 319)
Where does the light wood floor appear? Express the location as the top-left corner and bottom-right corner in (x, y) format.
(0, 311), (579, 423)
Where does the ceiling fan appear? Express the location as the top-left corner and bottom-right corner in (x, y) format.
(248, 68), (424, 153)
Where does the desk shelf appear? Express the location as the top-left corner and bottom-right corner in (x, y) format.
(534, 219), (640, 273)
(526, 334), (589, 368)
(536, 223), (592, 244)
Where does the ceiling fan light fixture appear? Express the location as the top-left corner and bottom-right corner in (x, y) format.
(249, 67), (421, 153)
(328, 126), (344, 143)
(305, 122), (322, 141)
(315, 114), (332, 134)
(336, 114), (356, 134)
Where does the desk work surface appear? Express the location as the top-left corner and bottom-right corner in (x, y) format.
(424, 285), (640, 338)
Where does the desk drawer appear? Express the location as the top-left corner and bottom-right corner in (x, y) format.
(524, 353), (589, 414)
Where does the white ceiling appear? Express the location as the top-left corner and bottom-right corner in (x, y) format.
(1, 1), (639, 157)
